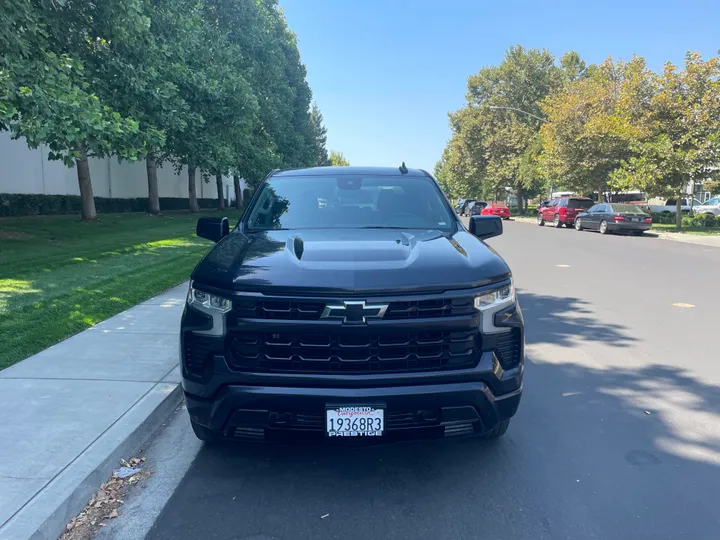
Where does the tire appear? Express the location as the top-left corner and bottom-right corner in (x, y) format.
(191, 420), (220, 444)
(480, 419), (510, 440)
(599, 220), (609, 234)
(537, 214), (545, 226)
(553, 214), (562, 228)
(575, 218), (583, 231)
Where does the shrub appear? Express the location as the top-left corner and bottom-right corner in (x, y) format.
(683, 212), (719, 228)
(651, 212), (677, 224)
(0, 193), (218, 217)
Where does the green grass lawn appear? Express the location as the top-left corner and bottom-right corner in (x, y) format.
(0, 210), (241, 370)
(651, 223), (720, 235)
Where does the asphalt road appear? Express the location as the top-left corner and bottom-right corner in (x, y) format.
(144, 221), (720, 540)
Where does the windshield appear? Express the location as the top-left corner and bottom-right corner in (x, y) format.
(246, 175), (455, 231)
(568, 199), (594, 209)
(611, 204), (646, 213)
(703, 197), (720, 206)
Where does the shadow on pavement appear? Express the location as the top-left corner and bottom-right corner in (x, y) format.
(518, 290), (638, 348)
(148, 294), (720, 540)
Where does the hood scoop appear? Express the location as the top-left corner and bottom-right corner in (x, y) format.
(288, 235), (305, 260)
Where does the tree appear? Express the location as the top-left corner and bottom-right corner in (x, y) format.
(157, 0), (258, 212)
(440, 46), (574, 213)
(200, 0), (317, 188)
(3, 0), (324, 219)
(540, 56), (650, 201)
(328, 151), (350, 166)
(310, 103), (330, 166)
(613, 53), (720, 229)
(1, 0), (155, 220)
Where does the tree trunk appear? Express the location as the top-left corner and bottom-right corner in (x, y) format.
(188, 166), (200, 213)
(516, 187), (524, 216)
(597, 184), (604, 203)
(675, 197), (682, 230)
(215, 173), (225, 210)
(75, 147), (97, 221)
(146, 155), (160, 215)
(233, 175), (242, 210)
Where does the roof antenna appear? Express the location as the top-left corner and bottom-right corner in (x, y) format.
(399, 162), (408, 175)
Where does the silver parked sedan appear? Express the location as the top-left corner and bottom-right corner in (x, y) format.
(694, 197), (720, 216)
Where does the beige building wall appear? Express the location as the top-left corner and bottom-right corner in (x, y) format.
(0, 132), (245, 202)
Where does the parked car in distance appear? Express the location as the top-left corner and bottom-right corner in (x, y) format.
(575, 203), (652, 235)
(693, 197), (720, 216)
(645, 198), (704, 214)
(537, 196), (594, 228)
(481, 202), (511, 220)
(454, 199), (473, 215)
(466, 201), (488, 216)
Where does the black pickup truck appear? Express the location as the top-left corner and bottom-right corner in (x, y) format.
(181, 166), (524, 443)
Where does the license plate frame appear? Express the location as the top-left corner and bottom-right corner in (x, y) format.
(326, 405), (384, 437)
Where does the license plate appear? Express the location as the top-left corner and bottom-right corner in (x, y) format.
(326, 407), (384, 437)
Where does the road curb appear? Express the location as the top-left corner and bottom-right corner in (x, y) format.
(0, 382), (183, 540)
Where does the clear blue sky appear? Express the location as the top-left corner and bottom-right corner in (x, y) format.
(281, 0), (719, 172)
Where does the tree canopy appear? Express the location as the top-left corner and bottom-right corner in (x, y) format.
(0, 0), (333, 219)
(437, 45), (720, 228)
(438, 46), (583, 212)
(328, 151), (350, 166)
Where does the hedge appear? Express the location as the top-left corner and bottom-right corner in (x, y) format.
(682, 212), (719, 228)
(0, 193), (223, 217)
(651, 212), (677, 224)
(651, 211), (719, 227)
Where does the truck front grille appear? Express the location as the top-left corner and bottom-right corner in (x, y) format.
(232, 296), (475, 321)
(226, 329), (479, 374)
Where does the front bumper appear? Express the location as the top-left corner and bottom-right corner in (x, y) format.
(185, 376), (522, 443)
(182, 293), (524, 442)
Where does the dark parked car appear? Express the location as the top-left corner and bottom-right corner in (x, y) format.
(538, 196), (594, 227)
(454, 199), (472, 215)
(182, 166), (524, 444)
(465, 201), (488, 216)
(574, 203), (652, 235)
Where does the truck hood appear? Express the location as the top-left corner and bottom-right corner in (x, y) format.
(191, 228), (511, 295)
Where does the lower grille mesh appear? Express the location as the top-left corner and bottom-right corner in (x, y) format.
(227, 329), (479, 374)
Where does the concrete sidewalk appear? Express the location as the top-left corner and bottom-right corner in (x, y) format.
(0, 283), (188, 540)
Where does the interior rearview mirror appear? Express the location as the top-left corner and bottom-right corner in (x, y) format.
(469, 215), (503, 240)
(196, 217), (229, 242)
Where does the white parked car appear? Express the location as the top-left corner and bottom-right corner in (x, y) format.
(647, 198), (704, 214)
(693, 197), (720, 216)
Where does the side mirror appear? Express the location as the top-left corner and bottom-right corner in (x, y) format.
(196, 217), (229, 243)
(469, 215), (502, 240)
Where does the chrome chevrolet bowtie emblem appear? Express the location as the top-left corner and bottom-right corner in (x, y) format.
(321, 301), (389, 324)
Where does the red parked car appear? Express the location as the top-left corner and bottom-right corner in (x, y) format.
(538, 197), (594, 228)
(481, 202), (511, 220)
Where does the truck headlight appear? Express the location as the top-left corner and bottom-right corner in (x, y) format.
(189, 287), (232, 313)
(474, 280), (515, 311)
